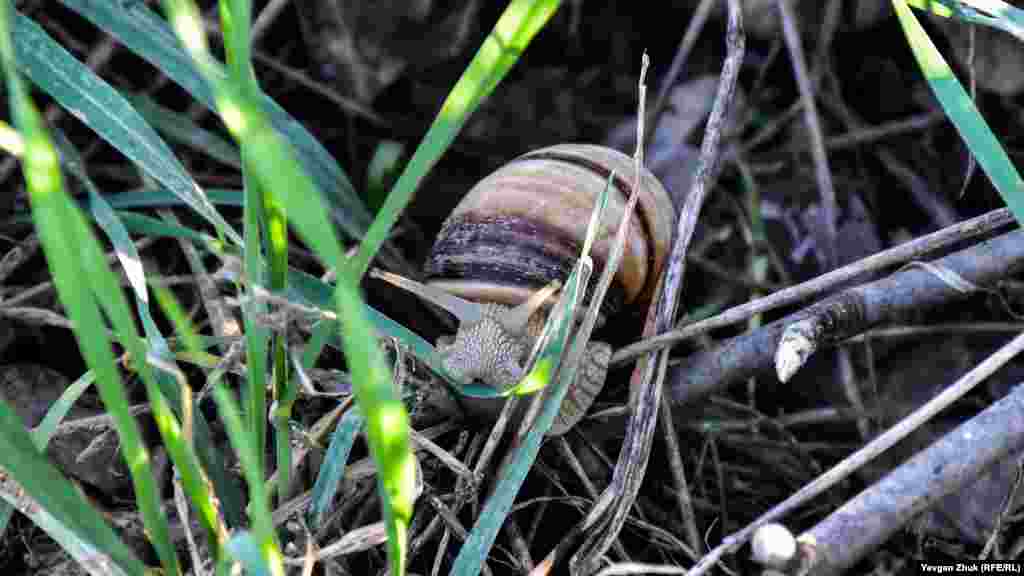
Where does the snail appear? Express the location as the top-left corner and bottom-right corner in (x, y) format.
(375, 144), (676, 435)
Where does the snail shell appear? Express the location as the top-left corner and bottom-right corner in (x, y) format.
(424, 144), (677, 434)
(425, 144), (675, 317)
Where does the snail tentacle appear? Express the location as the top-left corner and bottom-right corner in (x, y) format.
(371, 268), (483, 325)
(497, 280), (562, 335)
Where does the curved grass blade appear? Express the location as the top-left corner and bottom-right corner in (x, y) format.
(11, 11), (241, 246)
(333, 279), (416, 574)
(0, 400), (143, 576)
(30, 371), (97, 451)
(0, 369), (95, 540)
(895, 0), (1024, 225)
(225, 531), (272, 576)
(308, 409), (364, 529)
(102, 186), (244, 209)
(214, 384), (284, 575)
(158, 1), (415, 571)
(285, 268), (455, 385)
(907, 0), (1024, 40)
(1, 11), (180, 573)
(58, 0), (372, 241)
(348, 0), (563, 279)
(1, 187), (243, 228)
(366, 140), (405, 211)
(107, 211), (224, 245)
(54, 129), (237, 550)
(127, 92), (242, 169)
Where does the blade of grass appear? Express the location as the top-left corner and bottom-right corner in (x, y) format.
(907, 0), (1024, 40)
(222, 0), (293, 497)
(0, 369), (95, 540)
(160, 2), (416, 572)
(126, 93), (242, 169)
(241, 155), (271, 486)
(58, 0), (372, 241)
(895, 0), (1024, 225)
(102, 186), (244, 208)
(308, 409), (364, 529)
(53, 127), (235, 555)
(1, 7), (179, 571)
(347, 0), (563, 279)
(334, 280), (416, 574)
(0, 400), (144, 575)
(11, 11), (241, 246)
(214, 383), (284, 575)
(1, 187), (243, 229)
(151, 286), (234, 560)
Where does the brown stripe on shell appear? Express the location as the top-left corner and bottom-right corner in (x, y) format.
(425, 214), (626, 317)
(514, 147), (658, 286)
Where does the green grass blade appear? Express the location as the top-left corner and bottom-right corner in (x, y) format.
(308, 409), (364, 529)
(334, 280), (415, 575)
(158, 2), (416, 570)
(3, 187), (243, 228)
(285, 268), (458, 387)
(221, 0), (293, 497)
(0, 400), (145, 575)
(1, 14), (179, 570)
(30, 371), (96, 450)
(11, 11), (241, 246)
(0, 369), (95, 541)
(366, 140), (405, 211)
(50, 129), (154, 322)
(907, 0), (1024, 40)
(214, 384), (284, 575)
(109, 211), (224, 245)
(150, 286), (231, 559)
(106, 186), (244, 208)
(50, 187), (181, 576)
(57, 0), (372, 240)
(225, 531), (272, 576)
(242, 161), (271, 484)
(895, 0), (1024, 225)
(54, 127), (231, 557)
(127, 93), (242, 168)
(348, 0), (563, 279)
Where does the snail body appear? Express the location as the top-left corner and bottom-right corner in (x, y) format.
(378, 144), (676, 435)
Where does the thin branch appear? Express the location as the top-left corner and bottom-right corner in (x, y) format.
(611, 207), (1016, 367)
(688, 334), (1024, 575)
(803, 380), (1024, 573)
(569, 2), (746, 573)
(669, 228), (1024, 408)
(777, 0), (838, 267)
